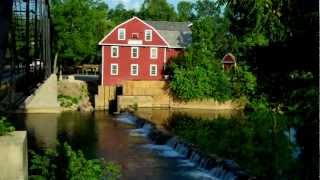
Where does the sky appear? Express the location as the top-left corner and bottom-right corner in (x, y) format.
(106, 0), (196, 11)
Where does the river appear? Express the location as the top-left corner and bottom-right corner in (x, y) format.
(9, 109), (312, 180)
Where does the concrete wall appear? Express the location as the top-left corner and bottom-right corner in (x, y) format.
(118, 96), (153, 110)
(19, 74), (61, 113)
(0, 131), (28, 180)
(95, 85), (116, 110)
(97, 80), (246, 111)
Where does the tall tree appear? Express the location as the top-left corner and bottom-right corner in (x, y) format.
(51, 0), (113, 64)
(108, 4), (136, 25)
(194, 0), (220, 18)
(139, 0), (177, 21)
(177, 1), (194, 21)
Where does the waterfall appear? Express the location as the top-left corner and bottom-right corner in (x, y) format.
(117, 113), (250, 180)
(129, 122), (152, 137)
(166, 137), (177, 147)
(175, 143), (189, 157)
(163, 136), (249, 180)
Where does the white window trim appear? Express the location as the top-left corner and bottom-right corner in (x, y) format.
(130, 64), (139, 76)
(118, 28), (126, 40)
(145, 29), (152, 41)
(110, 63), (118, 75)
(111, 46), (119, 58)
(150, 47), (158, 59)
(150, 64), (157, 76)
(101, 46), (104, 85)
(131, 47), (139, 59)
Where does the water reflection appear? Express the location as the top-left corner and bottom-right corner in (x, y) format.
(20, 114), (59, 148)
(9, 109), (310, 180)
(11, 111), (219, 180)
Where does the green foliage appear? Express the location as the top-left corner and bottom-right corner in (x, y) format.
(177, 1), (194, 21)
(58, 95), (80, 108)
(170, 62), (232, 101)
(194, 0), (220, 18)
(245, 97), (270, 112)
(52, 0), (113, 63)
(108, 4), (136, 25)
(30, 149), (57, 180)
(166, 111), (300, 179)
(228, 65), (257, 98)
(139, 0), (177, 21)
(29, 143), (121, 180)
(169, 17), (256, 101)
(0, 117), (15, 136)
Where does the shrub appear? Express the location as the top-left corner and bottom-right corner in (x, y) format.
(29, 143), (122, 180)
(0, 117), (15, 136)
(58, 95), (80, 108)
(228, 65), (257, 98)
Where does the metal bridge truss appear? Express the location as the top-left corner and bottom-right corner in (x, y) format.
(0, 0), (52, 111)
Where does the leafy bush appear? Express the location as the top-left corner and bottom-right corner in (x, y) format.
(0, 117), (15, 136)
(29, 143), (121, 180)
(58, 95), (80, 108)
(228, 65), (257, 98)
(168, 17), (256, 101)
(165, 111), (298, 179)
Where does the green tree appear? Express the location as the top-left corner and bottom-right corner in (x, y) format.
(52, 0), (113, 64)
(139, 0), (177, 21)
(108, 4), (136, 25)
(169, 17), (232, 101)
(194, 0), (220, 18)
(177, 1), (194, 21)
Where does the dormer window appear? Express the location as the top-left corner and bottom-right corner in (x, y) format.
(132, 33), (139, 39)
(118, 28), (126, 40)
(145, 29), (152, 41)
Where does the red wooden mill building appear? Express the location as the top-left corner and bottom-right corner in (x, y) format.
(99, 16), (192, 86)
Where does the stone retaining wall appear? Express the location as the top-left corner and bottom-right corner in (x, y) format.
(96, 80), (246, 111)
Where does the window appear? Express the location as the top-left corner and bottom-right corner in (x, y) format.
(111, 46), (119, 58)
(110, 64), (118, 75)
(150, 48), (158, 59)
(118, 28), (126, 40)
(132, 33), (139, 39)
(131, 64), (139, 76)
(150, 64), (157, 76)
(145, 29), (152, 41)
(131, 47), (139, 58)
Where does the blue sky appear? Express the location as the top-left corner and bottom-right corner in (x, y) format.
(106, 0), (195, 11)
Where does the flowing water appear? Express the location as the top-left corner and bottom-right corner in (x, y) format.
(10, 111), (225, 180)
(9, 109), (312, 180)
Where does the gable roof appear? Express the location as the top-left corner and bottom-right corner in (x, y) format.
(99, 17), (170, 46)
(99, 17), (192, 48)
(145, 21), (192, 48)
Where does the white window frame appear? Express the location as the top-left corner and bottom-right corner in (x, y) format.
(150, 64), (157, 76)
(150, 47), (158, 59)
(145, 29), (152, 41)
(118, 28), (126, 40)
(130, 64), (139, 76)
(111, 46), (119, 58)
(110, 63), (118, 75)
(131, 47), (139, 59)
